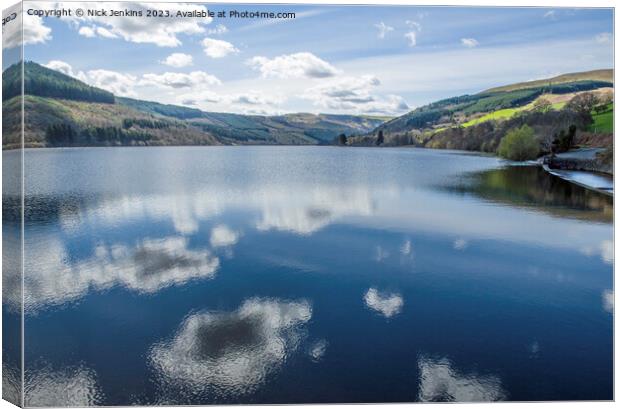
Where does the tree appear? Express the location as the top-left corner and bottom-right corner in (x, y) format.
(337, 133), (348, 146)
(497, 125), (539, 161)
(566, 92), (598, 124)
(532, 98), (552, 113)
(376, 130), (384, 146)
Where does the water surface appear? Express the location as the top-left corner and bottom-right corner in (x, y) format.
(3, 146), (613, 404)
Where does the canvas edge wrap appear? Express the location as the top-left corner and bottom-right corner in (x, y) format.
(2, 1), (24, 407)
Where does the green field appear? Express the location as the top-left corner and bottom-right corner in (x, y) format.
(461, 107), (523, 128)
(589, 103), (613, 133)
(460, 100), (568, 129)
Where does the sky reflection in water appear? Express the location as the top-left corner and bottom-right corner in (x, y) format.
(2, 146), (613, 404)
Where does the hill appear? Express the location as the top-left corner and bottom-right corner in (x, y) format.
(2, 62), (387, 149)
(483, 69), (613, 93)
(117, 97), (385, 145)
(3, 61), (115, 103)
(366, 70), (613, 144)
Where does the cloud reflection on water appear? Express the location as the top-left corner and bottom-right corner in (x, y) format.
(417, 355), (506, 402)
(23, 364), (103, 407)
(17, 235), (219, 312)
(210, 225), (241, 247)
(149, 298), (312, 397)
(602, 289), (613, 313)
(308, 339), (328, 362)
(364, 288), (403, 318)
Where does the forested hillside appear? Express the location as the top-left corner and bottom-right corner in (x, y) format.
(2, 62), (386, 148)
(117, 97), (386, 145)
(3, 61), (115, 103)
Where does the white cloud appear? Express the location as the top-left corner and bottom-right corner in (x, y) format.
(84, 69), (138, 96)
(55, 2), (214, 47)
(247, 52), (340, 79)
(44, 60), (137, 97)
(364, 95), (410, 114)
(23, 13), (52, 45)
(78, 26), (96, 38)
(149, 298), (312, 395)
(210, 225), (240, 247)
(179, 91), (222, 106)
(595, 32), (612, 44)
(543, 10), (556, 19)
(3, 10), (52, 49)
(202, 37), (239, 58)
(43, 60), (76, 76)
(405, 31), (418, 47)
(364, 288), (403, 318)
(141, 71), (221, 89)
(417, 356), (507, 402)
(305, 75), (379, 105)
(404, 19), (422, 46)
(230, 91), (284, 106)
(161, 53), (194, 68)
(77, 24), (118, 40)
(95, 26), (118, 39)
(374, 21), (394, 39)
(406, 20), (422, 31)
(461, 38), (480, 48)
(304, 75), (409, 115)
(207, 24), (229, 35)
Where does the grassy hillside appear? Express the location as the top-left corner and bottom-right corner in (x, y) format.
(3, 62), (387, 148)
(351, 69), (613, 158)
(484, 69), (613, 93)
(370, 72), (613, 141)
(459, 87), (613, 129)
(589, 103), (613, 133)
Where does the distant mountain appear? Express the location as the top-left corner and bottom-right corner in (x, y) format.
(2, 61), (387, 149)
(117, 97), (386, 145)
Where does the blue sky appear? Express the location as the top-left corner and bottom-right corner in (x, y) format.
(8, 2), (615, 115)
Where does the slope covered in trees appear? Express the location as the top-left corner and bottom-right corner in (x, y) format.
(117, 98), (386, 144)
(3, 61), (115, 103)
(2, 62), (387, 148)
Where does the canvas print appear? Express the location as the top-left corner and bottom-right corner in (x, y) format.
(1, 1), (614, 406)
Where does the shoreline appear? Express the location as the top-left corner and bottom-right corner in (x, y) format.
(542, 163), (614, 197)
(4, 144), (613, 197)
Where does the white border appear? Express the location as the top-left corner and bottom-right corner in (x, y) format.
(0, 1), (616, 408)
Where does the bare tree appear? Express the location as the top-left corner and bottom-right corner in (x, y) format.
(532, 98), (552, 113)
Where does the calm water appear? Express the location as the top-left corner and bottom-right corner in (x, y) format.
(2, 146), (613, 405)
